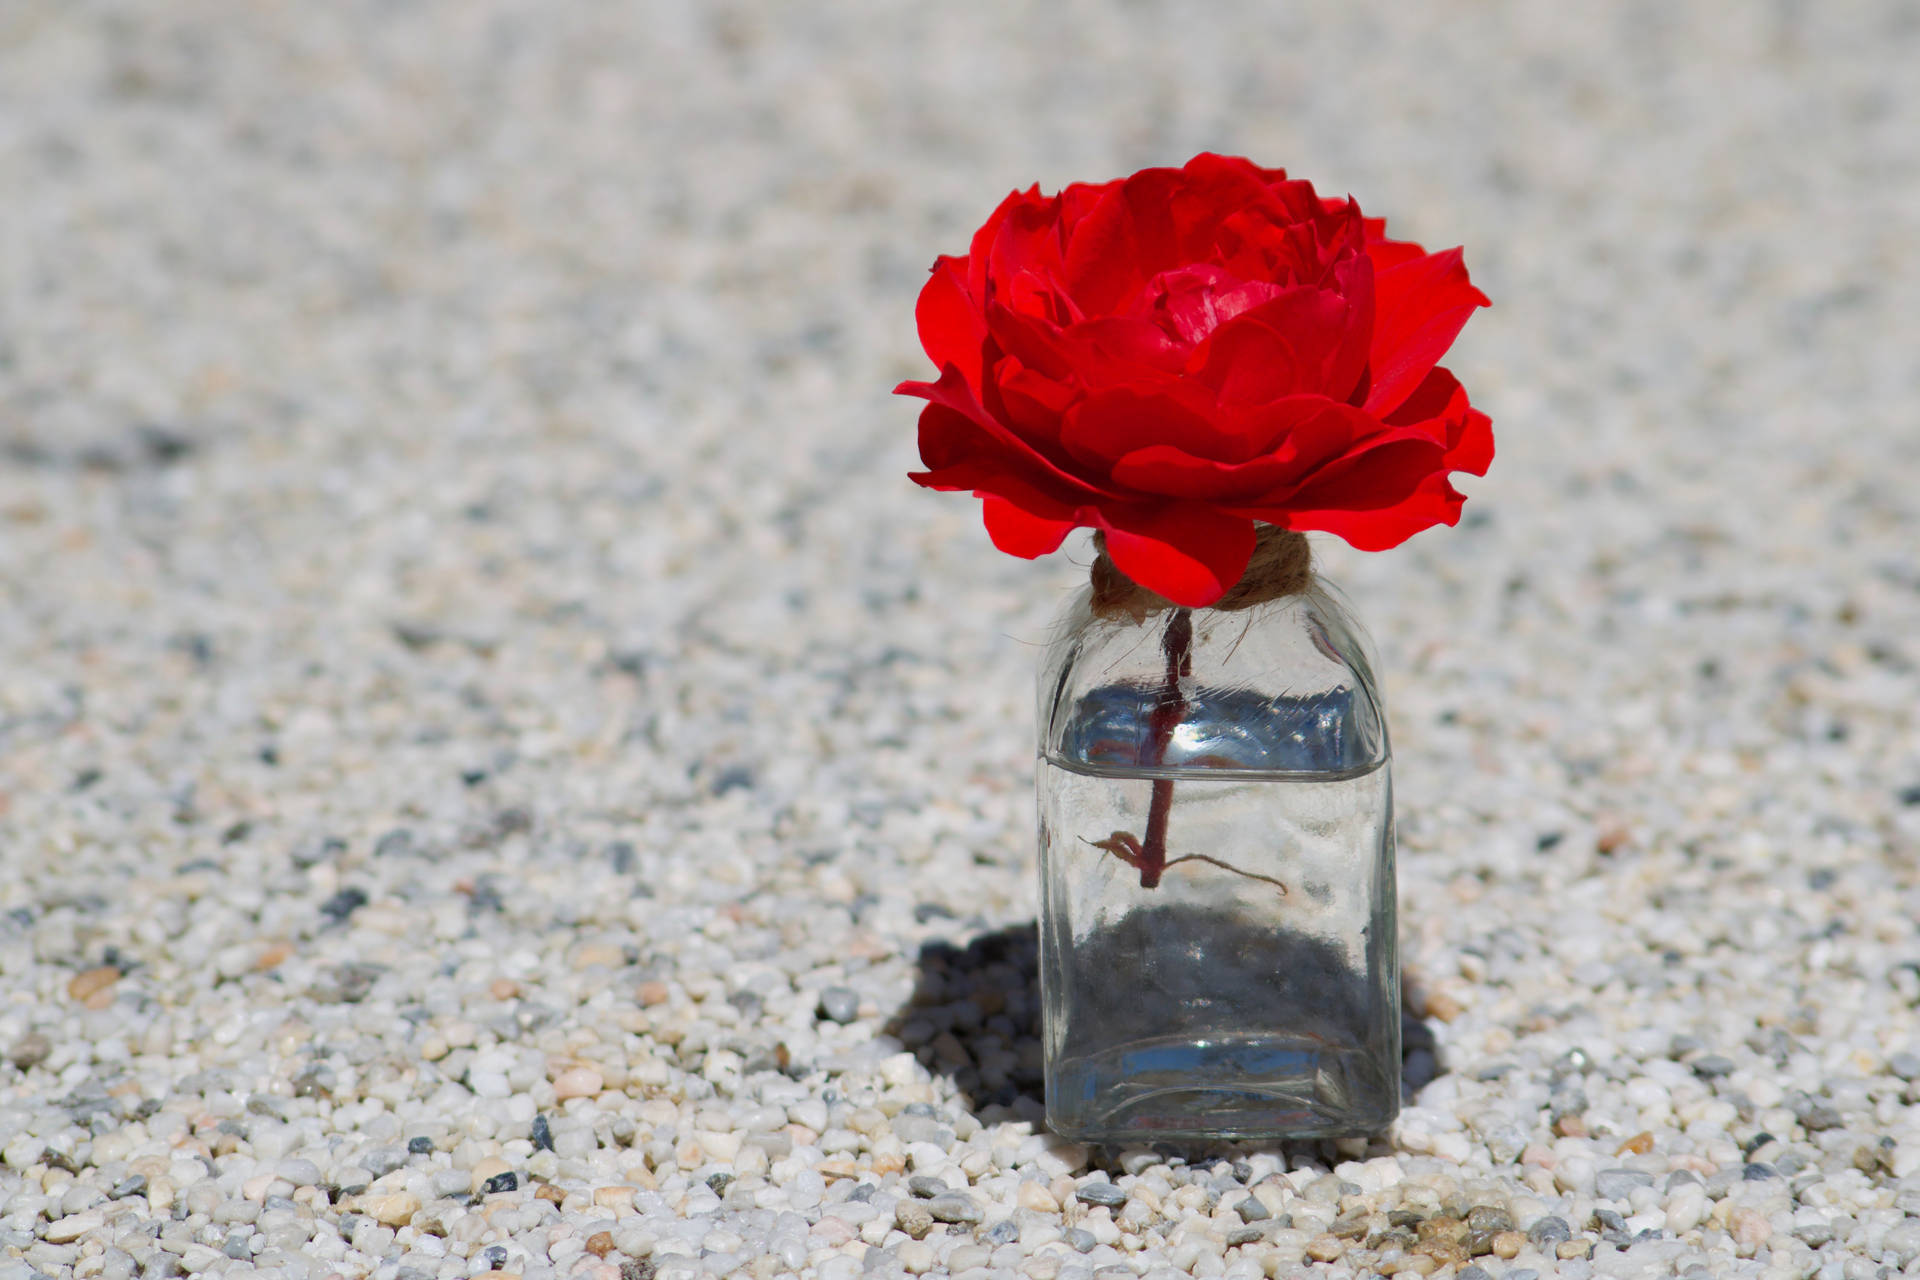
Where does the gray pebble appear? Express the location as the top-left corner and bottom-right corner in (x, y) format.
(361, 1147), (406, 1179)
(1076, 1181), (1128, 1208)
(276, 1160), (322, 1186)
(1225, 1224), (1266, 1246)
(983, 1219), (1019, 1245)
(1593, 1168), (1654, 1201)
(1458, 1269), (1493, 1280)
(891, 1114), (953, 1146)
(1794, 1222), (1837, 1248)
(817, 987), (860, 1024)
(1800, 1103), (1844, 1131)
(1744, 1162), (1778, 1180)
(1235, 1194), (1270, 1223)
(1691, 1055), (1737, 1079)
(1891, 1053), (1920, 1082)
(927, 1194), (982, 1225)
(7, 1032), (52, 1070)
(109, 1175), (148, 1200)
(907, 1175), (947, 1199)
(1466, 1205), (1512, 1234)
(1527, 1216), (1572, 1246)
(1063, 1227), (1098, 1253)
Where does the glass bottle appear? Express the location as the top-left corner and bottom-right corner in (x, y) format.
(1035, 546), (1398, 1142)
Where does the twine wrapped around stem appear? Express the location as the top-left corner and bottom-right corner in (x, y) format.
(1088, 525), (1312, 620)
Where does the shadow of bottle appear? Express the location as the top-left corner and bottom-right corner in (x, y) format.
(886, 918), (1446, 1144)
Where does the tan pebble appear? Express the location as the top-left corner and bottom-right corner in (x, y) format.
(585, 1231), (615, 1258)
(1017, 1181), (1060, 1214)
(553, 1067), (604, 1100)
(572, 944), (624, 970)
(44, 1210), (104, 1243)
(871, 1153), (906, 1175)
(848, 1107), (888, 1135)
(593, 1186), (635, 1210)
(675, 1139), (702, 1169)
(1416, 1218), (1467, 1246)
(1729, 1207), (1771, 1252)
(534, 1182), (566, 1204)
(1557, 1240), (1591, 1260)
(1616, 1130), (1654, 1155)
(1306, 1235), (1345, 1262)
(1424, 991), (1464, 1022)
(254, 942), (294, 971)
(68, 966), (121, 1003)
(1492, 1231), (1524, 1258)
(816, 1159), (859, 1180)
(895, 1201), (934, 1240)
(420, 1036), (450, 1061)
(367, 1192), (420, 1226)
(786, 1124), (819, 1148)
(587, 1059), (627, 1089)
(490, 978), (521, 1001)
(470, 1157), (512, 1193)
(636, 981), (670, 1006)
(1049, 1176), (1077, 1208)
(1555, 1114), (1588, 1138)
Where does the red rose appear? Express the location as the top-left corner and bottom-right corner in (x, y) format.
(898, 153), (1492, 607)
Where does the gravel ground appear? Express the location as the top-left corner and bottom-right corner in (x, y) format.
(3, 3), (1920, 1279)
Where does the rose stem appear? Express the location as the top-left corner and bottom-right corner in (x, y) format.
(1136, 606), (1193, 889)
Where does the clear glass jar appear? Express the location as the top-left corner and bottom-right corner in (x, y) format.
(1035, 570), (1398, 1142)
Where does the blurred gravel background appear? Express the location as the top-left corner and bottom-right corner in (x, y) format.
(2, 3), (1919, 1280)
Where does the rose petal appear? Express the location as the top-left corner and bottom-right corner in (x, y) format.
(982, 495), (1077, 559)
(1062, 168), (1188, 316)
(1364, 247), (1489, 417)
(1107, 398), (1375, 499)
(1098, 503), (1257, 607)
(1233, 431), (1446, 523)
(1281, 473), (1466, 551)
(915, 257), (986, 392)
(902, 367), (1114, 501)
(1058, 388), (1251, 471)
(1188, 286), (1365, 405)
(1381, 365), (1495, 476)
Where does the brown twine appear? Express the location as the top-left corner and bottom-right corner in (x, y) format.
(1089, 524), (1312, 620)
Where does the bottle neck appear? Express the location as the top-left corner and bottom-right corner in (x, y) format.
(1088, 526), (1312, 621)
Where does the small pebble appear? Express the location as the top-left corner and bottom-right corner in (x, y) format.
(928, 1193), (983, 1224)
(895, 1201), (934, 1239)
(1076, 1181), (1128, 1208)
(818, 987), (861, 1024)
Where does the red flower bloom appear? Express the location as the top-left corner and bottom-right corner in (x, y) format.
(898, 153), (1492, 607)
